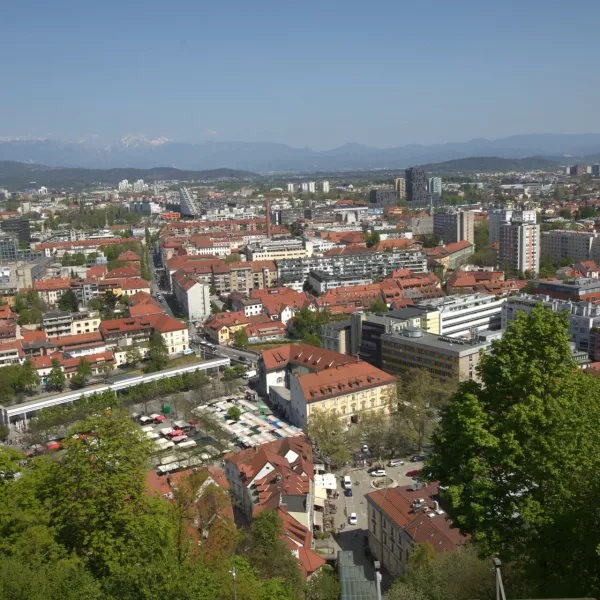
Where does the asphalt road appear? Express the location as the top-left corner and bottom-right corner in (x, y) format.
(328, 458), (426, 586)
(149, 250), (174, 317)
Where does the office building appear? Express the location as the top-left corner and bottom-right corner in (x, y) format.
(321, 181), (330, 193)
(533, 278), (600, 303)
(502, 294), (600, 353)
(0, 234), (20, 261)
(499, 220), (540, 275)
(592, 164), (600, 177)
(569, 165), (585, 176)
(246, 238), (313, 261)
(394, 177), (406, 200)
(488, 209), (536, 244)
(369, 189), (397, 205)
(541, 230), (600, 264)
(381, 329), (492, 382)
(433, 211), (474, 244)
(414, 293), (504, 338)
(0, 219), (30, 243)
(405, 168), (428, 204)
(428, 177), (442, 197)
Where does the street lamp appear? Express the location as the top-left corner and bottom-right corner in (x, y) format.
(230, 566), (238, 600)
(493, 557), (506, 600)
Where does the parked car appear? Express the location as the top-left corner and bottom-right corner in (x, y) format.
(388, 458), (405, 467)
(348, 513), (357, 526)
(370, 469), (387, 478)
(411, 455), (426, 462)
(238, 356), (248, 363)
(367, 465), (383, 473)
(345, 488), (353, 497)
(406, 469), (422, 478)
(361, 444), (369, 453)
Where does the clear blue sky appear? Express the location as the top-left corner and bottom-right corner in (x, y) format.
(1, 0), (598, 149)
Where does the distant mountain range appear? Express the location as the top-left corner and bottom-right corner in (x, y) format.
(1, 133), (600, 173)
(0, 161), (256, 190)
(418, 156), (561, 173)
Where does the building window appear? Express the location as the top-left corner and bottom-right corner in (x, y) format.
(383, 532), (387, 546)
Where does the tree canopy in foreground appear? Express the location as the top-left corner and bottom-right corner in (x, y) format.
(427, 304), (600, 596)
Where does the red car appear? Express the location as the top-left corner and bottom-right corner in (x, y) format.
(406, 469), (422, 478)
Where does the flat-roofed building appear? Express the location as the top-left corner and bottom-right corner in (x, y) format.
(413, 293), (504, 338)
(381, 329), (492, 382)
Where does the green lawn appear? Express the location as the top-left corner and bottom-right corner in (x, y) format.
(248, 341), (292, 352)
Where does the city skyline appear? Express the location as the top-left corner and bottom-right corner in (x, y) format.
(1, 0), (598, 149)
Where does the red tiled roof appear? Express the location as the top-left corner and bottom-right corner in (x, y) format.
(100, 313), (186, 336)
(261, 342), (361, 372)
(105, 266), (142, 279)
(86, 265), (108, 279)
(33, 278), (72, 291)
(298, 361), (395, 403)
(49, 332), (103, 348)
(366, 482), (467, 553)
(21, 330), (47, 343)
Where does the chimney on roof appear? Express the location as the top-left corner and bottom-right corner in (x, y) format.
(265, 197), (271, 239)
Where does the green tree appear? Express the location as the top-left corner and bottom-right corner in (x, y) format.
(364, 232), (380, 248)
(420, 233), (442, 248)
(46, 359), (65, 392)
(393, 369), (455, 453)
(302, 332), (322, 347)
(357, 409), (388, 460)
(145, 332), (169, 372)
(233, 328), (249, 349)
(226, 406), (242, 421)
(49, 410), (169, 576)
(305, 409), (351, 468)
(304, 564), (341, 600)
(244, 509), (302, 595)
(223, 252), (242, 264)
(58, 290), (80, 312)
(15, 358), (40, 393)
(125, 346), (142, 367)
(386, 544), (495, 600)
(70, 358), (92, 389)
(369, 297), (388, 313)
(0, 425), (9, 442)
(578, 205), (597, 219)
(427, 304), (600, 596)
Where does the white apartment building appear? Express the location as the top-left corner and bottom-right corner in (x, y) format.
(172, 270), (211, 321)
(300, 183), (309, 193)
(287, 183), (294, 193)
(322, 181), (330, 193)
(246, 238), (313, 261)
(499, 220), (540, 275)
(503, 294), (600, 353)
(308, 181), (316, 193)
(489, 209), (537, 244)
(428, 177), (442, 196)
(541, 230), (600, 264)
(415, 293), (505, 338)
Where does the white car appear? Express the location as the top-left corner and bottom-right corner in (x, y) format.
(361, 444), (369, 453)
(348, 512), (357, 526)
(370, 469), (387, 478)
